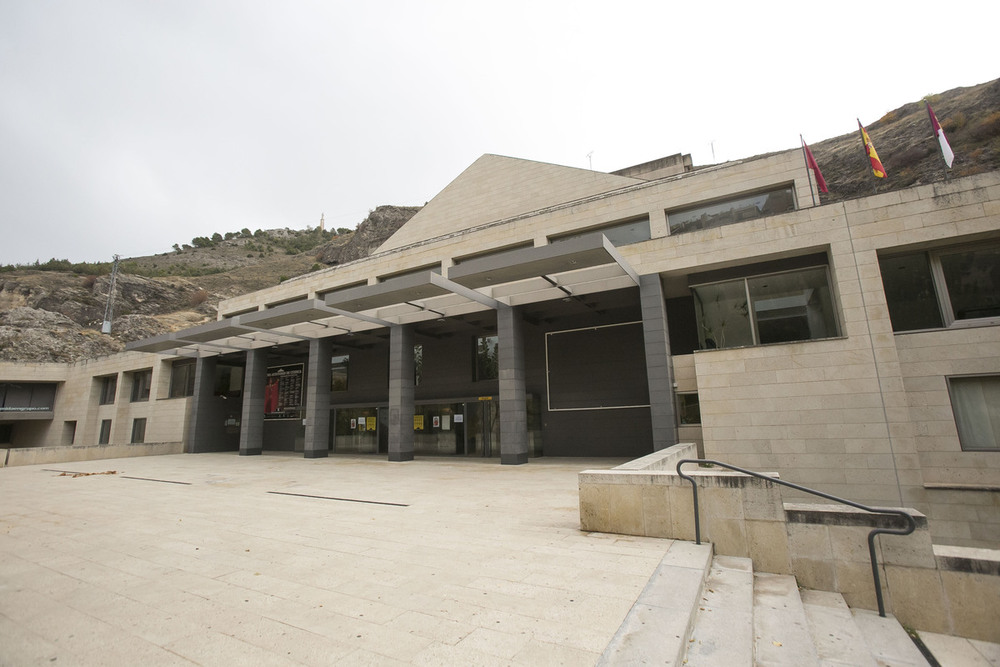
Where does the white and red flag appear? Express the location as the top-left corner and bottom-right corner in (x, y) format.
(926, 102), (955, 168)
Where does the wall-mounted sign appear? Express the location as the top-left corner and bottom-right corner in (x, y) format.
(265, 364), (303, 418)
(414, 415), (424, 430)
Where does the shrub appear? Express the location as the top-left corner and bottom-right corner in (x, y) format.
(969, 111), (1000, 141)
(82, 275), (97, 288)
(188, 289), (209, 306)
(891, 145), (930, 169)
(942, 111), (967, 133)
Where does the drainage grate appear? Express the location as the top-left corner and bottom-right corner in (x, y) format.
(267, 491), (408, 507)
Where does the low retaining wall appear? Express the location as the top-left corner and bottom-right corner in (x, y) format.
(1, 442), (184, 467)
(579, 444), (1000, 642)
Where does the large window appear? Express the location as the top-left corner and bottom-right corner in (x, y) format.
(475, 335), (498, 381)
(550, 216), (651, 247)
(130, 370), (152, 402)
(667, 185), (796, 235)
(880, 244), (1000, 331)
(98, 375), (117, 405)
(169, 361), (196, 398)
(948, 375), (1000, 451)
(692, 265), (839, 350)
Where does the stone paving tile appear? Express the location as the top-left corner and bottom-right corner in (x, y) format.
(0, 453), (673, 665)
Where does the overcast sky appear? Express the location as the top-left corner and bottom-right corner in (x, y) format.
(1, 1), (997, 265)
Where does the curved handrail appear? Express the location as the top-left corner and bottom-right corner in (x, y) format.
(676, 458), (916, 617)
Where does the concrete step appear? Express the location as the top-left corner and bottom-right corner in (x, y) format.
(683, 555), (755, 666)
(597, 540), (714, 666)
(800, 589), (878, 667)
(918, 631), (1000, 667)
(753, 573), (821, 666)
(852, 608), (931, 667)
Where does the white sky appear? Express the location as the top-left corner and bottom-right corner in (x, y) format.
(1, 0), (997, 265)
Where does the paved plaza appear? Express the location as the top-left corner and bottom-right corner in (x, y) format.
(0, 453), (676, 665)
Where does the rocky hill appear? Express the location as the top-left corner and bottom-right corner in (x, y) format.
(0, 205), (420, 362)
(2, 78), (999, 364)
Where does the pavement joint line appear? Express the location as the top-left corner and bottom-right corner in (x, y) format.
(266, 490), (409, 507)
(120, 475), (192, 485)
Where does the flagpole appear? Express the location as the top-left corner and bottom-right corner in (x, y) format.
(858, 120), (878, 195)
(800, 135), (817, 207)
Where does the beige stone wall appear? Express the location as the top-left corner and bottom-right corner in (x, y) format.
(219, 149), (815, 317)
(1, 352), (189, 450)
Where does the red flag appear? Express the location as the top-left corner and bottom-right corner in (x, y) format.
(801, 137), (828, 193)
(926, 102), (955, 168)
(858, 119), (887, 178)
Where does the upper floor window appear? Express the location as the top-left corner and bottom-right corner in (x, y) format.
(98, 375), (117, 405)
(169, 361), (195, 398)
(414, 345), (423, 387)
(214, 364), (243, 398)
(550, 216), (651, 247)
(879, 244), (1000, 332)
(667, 185), (796, 235)
(692, 264), (839, 350)
(130, 370), (152, 402)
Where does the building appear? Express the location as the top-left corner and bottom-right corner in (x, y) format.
(2, 149), (998, 548)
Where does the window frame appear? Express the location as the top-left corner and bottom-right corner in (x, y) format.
(98, 419), (112, 444)
(130, 418), (147, 444)
(690, 263), (841, 350)
(666, 184), (797, 236)
(331, 354), (350, 392)
(98, 375), (118, 405)
(880, 241), (1000, 332)
(130, 369), (152, 402)
(946, 374), (1000, 452)
(169, 361), (196, 398)
(474, 335), (499, 382)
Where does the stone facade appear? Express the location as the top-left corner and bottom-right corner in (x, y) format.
(2, 150), (998, 552)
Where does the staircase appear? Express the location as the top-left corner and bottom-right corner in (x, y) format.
(599, 542), (936, 666)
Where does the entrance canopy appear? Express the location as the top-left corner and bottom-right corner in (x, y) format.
(128, 234), (639, 357)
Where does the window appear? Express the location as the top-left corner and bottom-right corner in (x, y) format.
(0, 424), (12, 444)
(677, 393), (701, 425)
(169, 361), (196, 398)
(131, 418), (147, 444)
(99, 419), (112, 444)
(414, 345), (423, 387)
(214, 364), (243, 398)
(550, 217), (651, 247)
(331, 354), (350, 391)
(948, 375), (1000, 451)
(879, 244), (1000, 332)
(130, 370), (152, 402)
(0, 383), (56, 412)
(475, 335), (498, 381)
(692, 265), (839, 350)
(667, 185), (796, 235)
(63, 421), (77, 445)
(98, 375), (117, 405)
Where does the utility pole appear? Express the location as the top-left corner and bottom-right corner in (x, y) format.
(101, 254), (120, 334)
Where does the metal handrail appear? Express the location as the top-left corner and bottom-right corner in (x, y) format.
(676, 458), (916, 617)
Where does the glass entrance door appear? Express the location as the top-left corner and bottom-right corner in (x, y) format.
(466, 399), (500, 457)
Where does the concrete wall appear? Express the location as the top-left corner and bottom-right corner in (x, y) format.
(578, 445), (1000, 641)
(1, 441), (183, 467)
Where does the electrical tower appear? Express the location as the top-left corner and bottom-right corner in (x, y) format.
(101, 254), (120, 334)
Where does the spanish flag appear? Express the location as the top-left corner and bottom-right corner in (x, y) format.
(858, 119), (887, 178)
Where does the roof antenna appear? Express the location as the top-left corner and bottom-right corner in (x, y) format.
(587, 151), (593, 170)
(101, 254), (120, 334)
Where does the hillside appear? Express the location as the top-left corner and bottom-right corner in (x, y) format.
(2, 77), (999, 364)
(0, 205), (420, 362)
